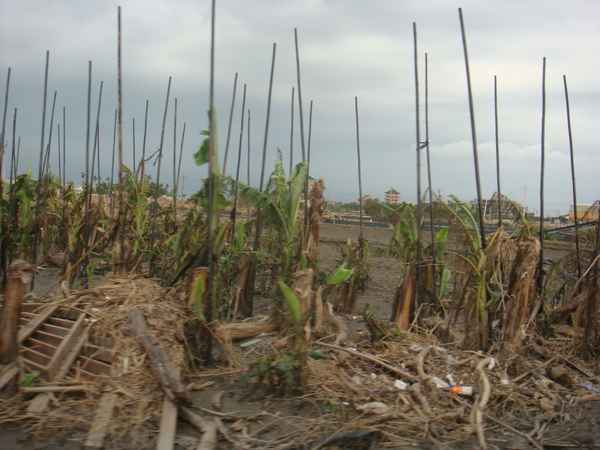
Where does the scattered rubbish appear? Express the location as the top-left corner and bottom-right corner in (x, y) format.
(394, 379), (408, 390)
(240, 338), (262, 348)
(431, 376), (451, 389)
(356, 401), (390, 414)
(451, 386), (473, 396)
(580, 383), (600, 394)
(351, 375), (362, 384)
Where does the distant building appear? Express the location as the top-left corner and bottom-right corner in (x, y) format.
(359, 195), (373, 203)
(569, 202), (599, 222)
(385, 187), (400, 205)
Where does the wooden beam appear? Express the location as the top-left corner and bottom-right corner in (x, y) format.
(0, 260), (37, 364)
(121, 308), (192, 405)
(22, 385), (88, 394)
(45, 313), (86, 379)
(0, 363), (19, 391)
(17, 305), (59, 343)
(84, 392), (119, 449)
(157, 397), (178, 450)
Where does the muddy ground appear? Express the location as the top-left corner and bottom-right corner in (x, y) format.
(1, 222), (599, 449)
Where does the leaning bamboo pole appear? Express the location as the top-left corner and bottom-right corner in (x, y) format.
(204, 0), (217, 364)
(222, 72), (238, 174)
(458, 8), (486, 249)
(354, 97), (364, 244)
(149, 76), (172, 270)
(289, 87), (295, 175)
(0, 67), (10, 183)
(538, 57), (546, 292)
(563, 74), (581, 281)
(30, 50), (50, 289)
(424, 53), (437, 305)
(413, 22), (424, 305)
(90, 81), (104, 198)
(494, 76), (503, 227)
(116, 6), (125, 272)
(231, 84), (247, 225)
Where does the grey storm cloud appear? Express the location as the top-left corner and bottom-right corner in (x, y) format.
(1, 0), (598, 214)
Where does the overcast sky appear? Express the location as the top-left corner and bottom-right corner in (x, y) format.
(1, 0), (598, 216)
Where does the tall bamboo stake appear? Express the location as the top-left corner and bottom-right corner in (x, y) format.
(413, 23), (423, 306)
(42, 91), (57, 177)
(140, 100), (149, 181)
(563, 75), (581, 281)
(30, 50), (50, 289)
(222, 72), (238, 174)
(494, 76), (502, 227)
(10, 109), (17, 186)
(109, 109), (117, 213)
(173, 122), (186, 232)
(258, 44), (277, 193)
(83, 60), (92, 258)
(246, 108), (251, 221)
(294, 29), (306, 164)
(149, 76), (172, 267)
(0, 67), (10, 183)
(538, 57), (546, 292)
(172, 98), (178, 231)
(62, 107), (66, 186)
(354, 97), (364, 244)
(424, 53), (437, 305)
(289, 87), (295, 175)
(117, 6), (125, 272)
(204, 0), (217, 364)
(231, 84), (247, 224)
(131, 117), (136, 174)
(458, 8), (486, 249)
(90, 81), (104, 196)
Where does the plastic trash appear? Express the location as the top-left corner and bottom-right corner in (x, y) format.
(451, 386), (473, 396)
(394, 379), (408, 390)
(580, 383), (600, 394)
(431, 376), (451, 389)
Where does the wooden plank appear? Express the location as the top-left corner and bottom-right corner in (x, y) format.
(121, 308), (192, 406)
(81, 344), (113, 364)
(24, 337), (58, 357)
(31, 330), (63, 347)
(0, 363), (19, 391)
(17, 305), (59, 343)
(22, 347), (52, 367)
(22, 385), (88, 394)
(38, 322), (71, 337)
(156, 397), (178, 450)
(46, 313), (86, 379)
(46, 316), (77, 328)
(69, 366), (99, 382)
(26, 393), (51, 415)
(84, 392), (118, 449)
(74, 356), (112, 375)
(53, 332), (88, 380)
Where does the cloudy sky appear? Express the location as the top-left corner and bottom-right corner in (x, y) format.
(1, 0), (598, 216)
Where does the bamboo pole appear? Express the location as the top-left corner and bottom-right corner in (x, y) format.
(83, 60), (92, 263)
(258, 44), (277, 193)
(0, 67), (10, 183)
(294, 29), (306, 164)
(413, 23), (423, 306)
(204, 0), (217, 365)
(424, 53), (437, 305)
(247, 108), (251, 222)
(354, 97), (364, 244)
(90, 81), (104, 197)
(30, 50), (50, 289)
(62, 107), (66, 186)
(10, 109), (17, 187)
(172, 98), (178, 232)
(458, 8), (486, 249)
(563, 75), (581, 281)
(222, 72), (238, 174)
(538, 57), (546, 292)
(231, 84), (247, 225)
(42, 91), (58, 177)
(109, 109), (117, 214)
(494, 76), (502, 227)
(149, 76), (172, 270)
(289, 87), (295, 175)
(117, 6), (125, 272)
